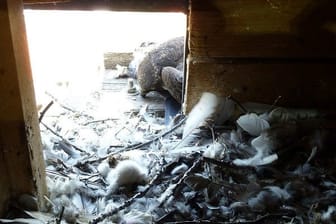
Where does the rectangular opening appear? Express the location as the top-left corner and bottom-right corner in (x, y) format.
(24, 10), (187, 113)
(22, 9), (189, 221)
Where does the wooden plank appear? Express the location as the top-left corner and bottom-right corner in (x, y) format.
(0, 150), (10, 216)
(0, 0), (47, 214)
(104, 52), (133, 69)
(189, 0), (336, 58)
(23, 0), (188, 12)
(184, 58), (336, 112)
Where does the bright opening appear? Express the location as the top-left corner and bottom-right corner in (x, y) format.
(23, 11), (187, 220)
(24, 10), (186, 117)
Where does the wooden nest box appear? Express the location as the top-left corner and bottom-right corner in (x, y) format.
(0, 0), (335, 216)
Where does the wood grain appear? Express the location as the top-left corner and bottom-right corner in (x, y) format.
(0, 0), (47, 214)
(184, 58), (336, 112)
(189, 0), (336, 58)
(23, 0), (188, 12)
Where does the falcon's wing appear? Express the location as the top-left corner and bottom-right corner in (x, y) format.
(161, 66), (183, 103)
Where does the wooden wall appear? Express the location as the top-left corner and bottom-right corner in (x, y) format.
(23, 0), (187, 12)
(0, 0), (332, 216)
(185, 0), (336, 112)
(0, 0), (47, 215)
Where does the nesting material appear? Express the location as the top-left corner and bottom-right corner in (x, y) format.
(15, 87), (335, 224)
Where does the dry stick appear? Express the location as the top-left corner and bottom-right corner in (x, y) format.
(45, 91), (77, 113)
(56, 206), (65, 224)
(78, 117), (186, 167)
(158, 155), (203, 207)
(227, 95), (248, 113)
(75, 116), (187, 180)
(267, 95), (283, 113)
(90, 156), (168, 224)
(45, 91), (93, 118)
(39, 100), (54, 122)
(82, 118), (118, 126)
(202, 156), (256, 172)
(40, 121), (88, 154)
(107, 116), (187, 152)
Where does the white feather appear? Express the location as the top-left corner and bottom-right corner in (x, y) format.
(158, 183), (177, 204)
(264, 186), (291, 200)
(183, 92), (219, 138)
(72, 192), (84, 210)
(120, 210), (153, 224)
(171, 163), (188, 175)
(237, 113), (270, 136)
(48, 177), (83, 199)
(0, 218), (44, 224)
(321, 205), (336, 222)
(233, 134), (277, 166)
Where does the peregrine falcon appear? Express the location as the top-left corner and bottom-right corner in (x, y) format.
(136, 36), (185, 104)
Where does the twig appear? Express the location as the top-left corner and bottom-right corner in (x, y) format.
(40, 121), (88, 155)
(267, 95), (282, 113)
(107, 116), (187, 153)
(43, 195), (56, 208)
(159, 155), (203, 207)
(56, 206), (65, 224)
(227, 95), (248, 113)
(44, 91), (93, 118)
(82, 118), (118, 126)
(306, 146), (317, 164)
(203, 156), (256, 172)
(39, 100), (54, 122)
(45, 91), (77, 113)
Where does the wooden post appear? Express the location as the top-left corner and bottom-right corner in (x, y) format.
(0, 0), (47, 215)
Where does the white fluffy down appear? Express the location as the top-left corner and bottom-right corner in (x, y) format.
(107, 160), (148, 193)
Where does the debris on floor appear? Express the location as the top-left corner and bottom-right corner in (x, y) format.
(2, 83), (336, 224)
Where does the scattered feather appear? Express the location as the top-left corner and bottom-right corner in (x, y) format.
(0, 218), (44, 224)
(183, 92), (219, 139)
(120, 210), (153, 224)
(321, 205), (336, 223)
(237, 113), (270, 136)
(171, 163), (188, 175)
(233, 134), (277, 166)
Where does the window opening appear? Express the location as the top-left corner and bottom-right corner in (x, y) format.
(23, 9), (188, 221)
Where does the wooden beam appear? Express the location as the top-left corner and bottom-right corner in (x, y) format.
(189, 0), (336, 58)
(184, 0), (336, 113)
(0, 0), (47, 215)
(23, 0), (188, 12)
(185, 58), (336, 112)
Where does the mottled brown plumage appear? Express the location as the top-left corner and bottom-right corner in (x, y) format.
(137, 36), (184, 103)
